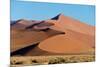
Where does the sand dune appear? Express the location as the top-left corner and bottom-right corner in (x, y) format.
(11, 14), (95, 56)
(47, 14), (95, 36)
(11, 28), (65, 52)
(39, 34), (93, 54)
(45, 14), (95, 47)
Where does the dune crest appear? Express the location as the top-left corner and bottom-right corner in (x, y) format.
(47, 14), (95, 36)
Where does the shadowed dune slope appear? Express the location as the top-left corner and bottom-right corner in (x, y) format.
(11, 28), (65, 52)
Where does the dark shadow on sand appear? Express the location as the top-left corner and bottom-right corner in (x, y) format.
(11, 43), (39, 56)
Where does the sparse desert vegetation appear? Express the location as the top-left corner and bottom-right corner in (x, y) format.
(11, 55), (95, 66)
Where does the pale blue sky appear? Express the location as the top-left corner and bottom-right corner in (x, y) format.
(11, 0), (95, 26)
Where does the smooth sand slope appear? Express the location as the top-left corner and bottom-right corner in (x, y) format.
(39, 35), (93, 54)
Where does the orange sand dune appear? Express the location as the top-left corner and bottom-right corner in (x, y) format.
(44, 14), (95, 48)
(47, 14), (95, 36)
(38, 33), (93, 54)
(11, 14), (95, 56)
(11, 28), (65, 52)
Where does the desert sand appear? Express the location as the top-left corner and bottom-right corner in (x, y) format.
(11, 14), (95, 56)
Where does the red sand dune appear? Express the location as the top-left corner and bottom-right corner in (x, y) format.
(38, 14), (95, 54)
(11, 27), (64, 52)
(47, 14), (95, 36)
(38, 33), (93, 54)
(11, 14), (95, 55)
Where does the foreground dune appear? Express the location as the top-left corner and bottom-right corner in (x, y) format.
(39, 35), (93, 54)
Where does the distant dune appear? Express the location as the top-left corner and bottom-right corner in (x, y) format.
(11, 14), (95, 56)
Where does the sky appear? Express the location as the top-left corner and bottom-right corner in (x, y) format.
(11, 0), (95, 26)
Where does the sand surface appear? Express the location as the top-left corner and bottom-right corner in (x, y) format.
(11, 14), (95, 56)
